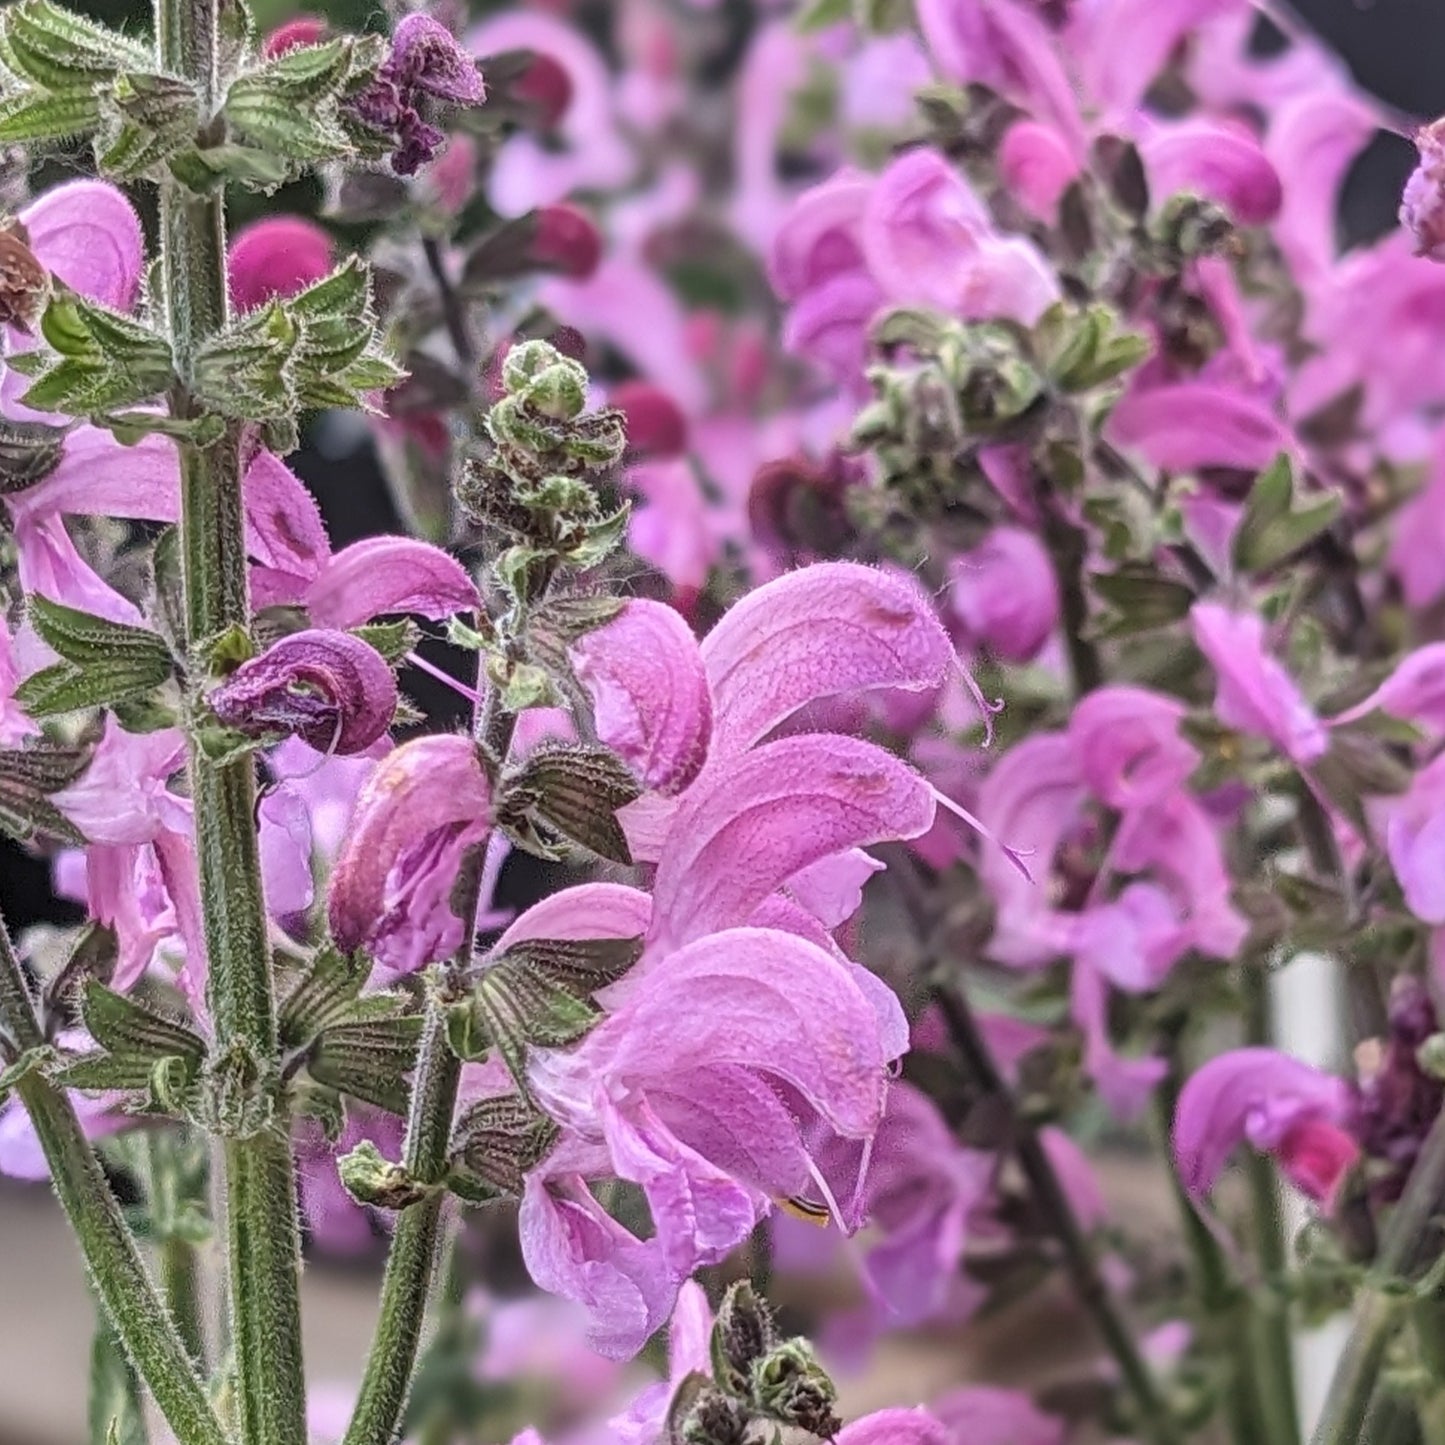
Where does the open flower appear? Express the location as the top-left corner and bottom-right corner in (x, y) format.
(1173, 1047), (1358, 1205)
(327, 734), (494, 973)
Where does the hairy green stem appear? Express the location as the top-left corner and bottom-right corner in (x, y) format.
(156, 0), (306, 1441)
(1242, 968), (1302, 1445)
(343, 666), (519, 1445)
(0, 911), (226, 1445)
(1312, 1109), (1445, 1444)
(935, 985), (1182, 1445)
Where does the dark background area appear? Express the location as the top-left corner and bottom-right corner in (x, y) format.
(2, 0), (1443, 932)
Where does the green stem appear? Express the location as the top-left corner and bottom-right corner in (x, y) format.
(1154, 1076), (1264, 1445)
(156, 0), (305, 1440)
(1311, 1109), (1445, 1445)
(0, 912), (226, 1445)
(160, 1234), (206, 1366)
(935, 985), (1182, 1445)
(343, 679), (518, 1445)
(1242, 969), (1302, 1445)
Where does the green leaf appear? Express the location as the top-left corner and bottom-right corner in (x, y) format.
(96, 72), (201, 181)
(1232, 453), (1343, 573)
(499, 743), (642, 864)
(58, 982), (206, 1094)
(28, 595), (173, 670)
(499, 935), (643, 995)
(309, 1015), (423, 1115)
(0, 415), (68, 493)
(278, 945), (370, 1050)
(0, 743), (88, 846)
(0, 0), (150, 88)
(470, 958), (600, 1091)
(447, 1095), (557, 1199)
(14, 661), (172, 720)
(0, 85), (102, 144)
(1088, 565), (1195, 638)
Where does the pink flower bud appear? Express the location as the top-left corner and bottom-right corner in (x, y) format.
(949, 526), (1059, 663)
(611, 380), (688, 458)
(510, 50), (574, 130)
(1402, 119), (1445, 263)
(530, 204), (602, 279)
(263, 13), (328, 58)
(327, 734), (493, 966)
(227, 216), (333, 313)
(209, 630), (396, 755)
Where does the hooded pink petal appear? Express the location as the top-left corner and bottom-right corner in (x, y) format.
(1107, 382), (1290, 473)
(21, 180), (144, 312)
(650, 734), (935, 949)
(569, 600), (712, 795)
(1191, 603), (1328, 765)
(836, 1409), (950, 1445)
(700, 562), (953, 758)
(931, 1386), (1065, 1445)
(950, 526), (1059, 663)
(1140, 119), (1283, 226)
(305, 536), (479, 628)
(1173, 1046), (1356, 1198)
(1068, 686), (1199, 811)
(227, 217), (334, 313)
(326, 734), (492, 960)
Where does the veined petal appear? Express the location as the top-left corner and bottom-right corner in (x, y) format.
(21, 180), (144, 313)
(569, 599), (712, 795)
(699, 563), (953, 758)
(596, 926), (892, 1138)
(1107, 381), (1290, 473)
(495, 881), (653, 952)
(326, 734), (492, 957)
(305, 536), (479, 628)
(651, 733), (934, 947)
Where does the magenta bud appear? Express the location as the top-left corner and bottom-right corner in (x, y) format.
(512, 51), (573, 130)
(263, 14), (329, 57)
(390, 13), (486, 106)
(530, 204), (602, 280)
(228, 216), (334, 313)
(1402, 119), (1445, 263)
(611, 381), (688, 458)
(208, 629), (397, 756)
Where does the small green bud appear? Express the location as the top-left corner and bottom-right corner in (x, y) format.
(748, 1338), (841, 1438)
(710, 1282), (780, 1398)
(337, 1140), (434, 1210)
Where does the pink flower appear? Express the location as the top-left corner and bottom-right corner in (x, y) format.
(468, 12), (634, 216)
(227, 217), (334, 312)
(208, 630), (398, 756)
(949, 527), (1059, 662)
(527, 203), (603, 279)
(326, 734), (493, 972)
(1107, 381), (1291, 473)
(837, 1409), (950, 1445)
(999, 120), (1080, 222)
(1403, 119), (1445, 264)
(1139, 118), (1283, 226)
(1173, 1047), (1358, 1203)
(569, 599), (712, 795)
(1191, 603), (1328, 765)
(931, 1386), (1064, 1445)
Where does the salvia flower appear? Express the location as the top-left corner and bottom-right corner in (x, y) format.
(348, 13), (487, 176)
(1191, 602), (1328, 766)
(1402, 118), (1445, 263)
(1173, 1046), (1358, 1205)
(208, 630), (398, 756)
(327, 734), (493, 970)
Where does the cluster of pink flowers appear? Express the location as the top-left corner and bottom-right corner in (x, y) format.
(13, 0), (1445, 1440)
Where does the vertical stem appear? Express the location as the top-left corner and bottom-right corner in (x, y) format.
(156, 0), (305, 1441)
(343, 677), (516, 1445)
(1242, 968), (1303, 1445)
(0, 911), (227, 1445)
(1312, 1110), (1445, 1445)
(935, 985), (1183, 1445)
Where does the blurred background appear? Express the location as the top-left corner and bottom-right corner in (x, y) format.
(2, 0), (1444, 1437)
